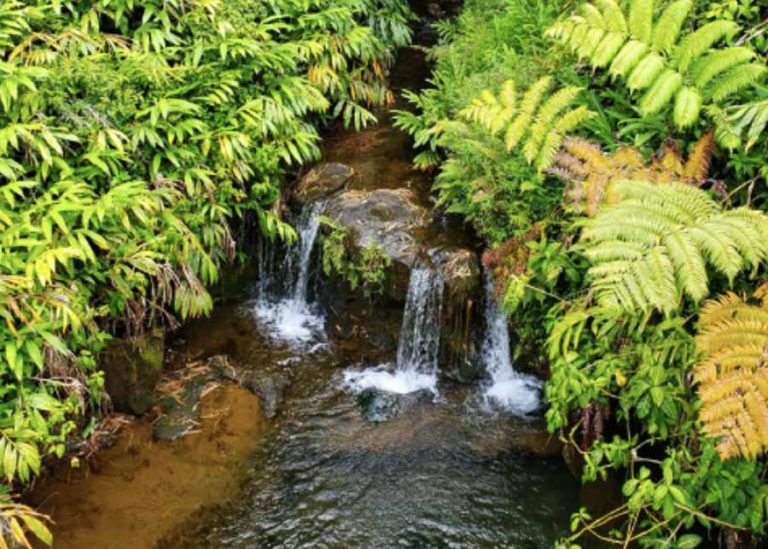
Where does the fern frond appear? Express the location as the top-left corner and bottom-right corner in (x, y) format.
(594, 0), (626, 33)
(694, 290), (768, 459)
(683, 130), (714, 181)
(627, 52), (665, 91)
(629, 0), (654, 43)
(609, 40), (649, 78)
(673, 86), (703, 128)
(651, 0), (693, 53)
(707, 63), (768, 102)
(580, 181), (768, 313)
(639, 69), (682, 113)
(674, 21), (740, 73)
(690, 47), (756, 89)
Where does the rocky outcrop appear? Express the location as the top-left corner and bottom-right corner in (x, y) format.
(324, 188), (432, 301)
(434, 248), (484, 383)
(293, 163), (355, 205)
(101, 331), (165, 415)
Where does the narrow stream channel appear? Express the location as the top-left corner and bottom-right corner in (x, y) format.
(30, 20), (587, 549)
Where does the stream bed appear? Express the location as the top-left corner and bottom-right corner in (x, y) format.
(29, 36), (588, 549)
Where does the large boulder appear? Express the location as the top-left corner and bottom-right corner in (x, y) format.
(293, 163), (355, 205)
(324, 188), (432, 301)
(101, 331), (165, 415)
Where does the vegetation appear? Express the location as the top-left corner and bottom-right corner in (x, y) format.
(0, 0), (411, 543)
(399, 0), (768, 546)
(319, 215), (392, 300)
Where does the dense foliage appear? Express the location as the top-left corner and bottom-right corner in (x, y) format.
(399, 0), (768, 546)
(0, 0), (411, 543)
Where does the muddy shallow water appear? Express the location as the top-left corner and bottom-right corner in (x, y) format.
(28, 41), (591, 548)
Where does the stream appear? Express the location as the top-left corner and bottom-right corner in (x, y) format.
(29, 22), (590, 549)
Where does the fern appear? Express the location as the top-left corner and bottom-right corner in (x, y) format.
(459, 78), (594, 171)
(547, 0), (768, 133)
(580, 181), (768, 313)
(550, 131), (716, 215)
(694, 288), (768, 459)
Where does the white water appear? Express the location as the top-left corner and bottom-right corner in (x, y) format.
(344, 266), (444, 395)
(481, 276), (542, 415)
(253, 202), (326, 345)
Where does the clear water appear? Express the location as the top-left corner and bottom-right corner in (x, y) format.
(481, 275), (543, 415)
(344, 266), (443, 395)
(163, 325), (579, 548)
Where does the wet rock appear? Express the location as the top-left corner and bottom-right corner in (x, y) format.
(433, 248), (484, 383)
(101, 331), (165, 415)
(325, 188), (431, 301)
(213, 359), (289, 419)
(359, 389), (400, 422)
(293, 163), (355, 205)
(358, 388), (434, 423)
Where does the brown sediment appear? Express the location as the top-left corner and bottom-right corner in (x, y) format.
(28, 385), (264, 549)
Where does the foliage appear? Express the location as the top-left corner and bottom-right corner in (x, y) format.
(547, 0), (768, 133)
(0, 0), (411, 505)
(695, 286), (768, 460)
(319, 216), (392, 300)
(404, 0), (768, 545)
(551, 131), (716, 215)
(579, 180), (768, 313)
(459, 78), (595, 171)
(0, 490), (51, 548)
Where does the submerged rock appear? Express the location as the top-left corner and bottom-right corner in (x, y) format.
(101, 331), (165, 415)
(294, 163), (355, 205)
(213, 356), (290, 418)
(358, 388), (434, 423)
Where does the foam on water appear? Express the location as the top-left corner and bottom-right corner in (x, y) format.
(481, 275), (542, 415)
(253, 299), (325, 345)
(343, 365), (437, 395)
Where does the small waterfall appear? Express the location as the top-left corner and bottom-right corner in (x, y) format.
(344, 264), (444, 395)
(253, 202), (326, 345)
(481, 275), (542, 415)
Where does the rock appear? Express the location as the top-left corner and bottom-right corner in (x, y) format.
(358, 388), (434, 423)
(101, 331), (165, 415)
(433, 247), (484, 383)
(293, 163), (355, 205)
(325, 188), (431, 301)
(359, 389), (401, 422)
(434, 247), (482, 301)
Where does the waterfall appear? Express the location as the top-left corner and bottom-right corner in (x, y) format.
(396, 267), (444, 375)
(481, 275), (542, 415)
(344, 264), (444, 395)
(253, 201), (326, 345)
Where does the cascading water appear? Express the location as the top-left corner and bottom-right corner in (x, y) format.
(481, 275), (542, 415)
(345, 265), (444, 394)
(253, 201), (326, 345)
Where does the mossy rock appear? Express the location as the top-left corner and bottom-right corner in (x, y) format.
(100, 331), (165, 415)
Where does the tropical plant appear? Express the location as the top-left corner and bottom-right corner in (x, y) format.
(459, 78), (596, 171)
(550, 131), (716, 215)
(580, 180), (768, 313)
(547, 0), (768, 133)
(0, 0), (413, 516)
(694, 286), (768, 460)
